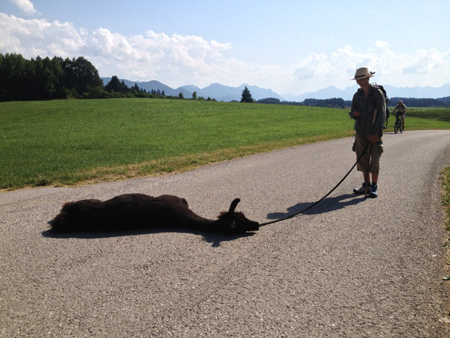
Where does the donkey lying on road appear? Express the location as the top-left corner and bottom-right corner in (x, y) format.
(49, 193), (259, 235)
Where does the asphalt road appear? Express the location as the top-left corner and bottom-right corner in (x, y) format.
(1, 130), (450, 337)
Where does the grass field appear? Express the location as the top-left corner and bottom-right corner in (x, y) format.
(1, 99), (449, 191)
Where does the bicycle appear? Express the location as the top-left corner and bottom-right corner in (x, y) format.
(394, 115), (404, 134)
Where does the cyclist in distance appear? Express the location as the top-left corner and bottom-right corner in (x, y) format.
(392, 100), (407, 130)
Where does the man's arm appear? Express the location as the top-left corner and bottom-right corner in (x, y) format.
(349, 92), (359, 119)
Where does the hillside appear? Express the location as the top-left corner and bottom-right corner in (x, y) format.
(102, 78), (450, 102)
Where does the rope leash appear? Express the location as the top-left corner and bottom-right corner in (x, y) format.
(260, 142), (370, 226)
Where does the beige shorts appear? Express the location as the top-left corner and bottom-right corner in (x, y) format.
(355, 133), (383, 174)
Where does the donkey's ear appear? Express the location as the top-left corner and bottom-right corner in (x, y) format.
(228, 198), (240, 214)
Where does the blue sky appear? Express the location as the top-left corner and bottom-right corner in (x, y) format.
(1, 0), (449, 95)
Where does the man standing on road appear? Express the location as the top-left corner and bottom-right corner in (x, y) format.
(349, 67), (386, 198)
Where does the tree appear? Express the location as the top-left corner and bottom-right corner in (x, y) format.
(50, 56), (66, 98)
(257, 97), (281, 104)
(105, 76), (126, 93)
(192, 91), (197, 100)
(62, 56), (103, 97)
(240, 86), (254, 103)
(31, 56), (57, 100)
(0, 53), (28, 101)
(0, 53), (105, 101)
(131, 83), (140, 94)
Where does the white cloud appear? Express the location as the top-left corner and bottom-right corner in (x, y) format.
(291, 42), (450, 92)
(375, 40), (391, 51)
(403, 49), (442, 74)
(0, 11), (449, 95)
(10, 0), (37, 16)
(0, 12), (291, 89)
(0, 13), (85, 57)
(294, 53), (328, 80)
(87, 28), (240, 87)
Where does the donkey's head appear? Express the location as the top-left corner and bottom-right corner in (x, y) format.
(217, 198), (259, 235)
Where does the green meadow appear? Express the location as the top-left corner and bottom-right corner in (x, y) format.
(1, 99), (449, 191)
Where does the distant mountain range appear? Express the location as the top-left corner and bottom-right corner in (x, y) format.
(101, 77), (450, 102)
(284, 84), (450, 101)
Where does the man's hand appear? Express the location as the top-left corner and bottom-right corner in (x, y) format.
(353, 111), (361, 118)
(368, 134), (379, 144)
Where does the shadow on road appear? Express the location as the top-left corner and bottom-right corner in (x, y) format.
(41, 226), (256, 248)
(266, 193), (366, 221)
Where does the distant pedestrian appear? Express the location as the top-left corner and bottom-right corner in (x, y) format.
(349, 67), (386, 198)
(392, 100), (407, 129)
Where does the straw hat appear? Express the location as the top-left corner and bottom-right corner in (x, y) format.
(351, 67), (375, 80)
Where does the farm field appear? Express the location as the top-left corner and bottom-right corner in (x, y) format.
(1, 99), (449, 191)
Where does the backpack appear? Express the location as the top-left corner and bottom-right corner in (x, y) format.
(372, 83), (390, 120)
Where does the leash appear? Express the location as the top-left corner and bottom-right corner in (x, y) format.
(260, 142), (370, 226)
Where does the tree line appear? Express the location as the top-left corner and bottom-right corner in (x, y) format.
(258, 96), (450, 108)
(102, 75), (177, 99)
(257, 97), (349, 108)
(0, 53), (248, 102)
(0, 53), (104, 101)
(389, 97), (450, 108)
(0, 53), (189, 102)
(1, 53), (449, 106)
